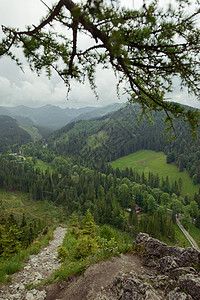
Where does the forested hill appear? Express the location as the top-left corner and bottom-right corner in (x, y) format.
(0, 115), (31, 152)
(47, 104), (167, 165)
(47, 103), (200, 183)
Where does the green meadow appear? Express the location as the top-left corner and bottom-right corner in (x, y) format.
(0, 189), (66, 224)
(19, 124), (42, 141)
(34, 159), (53, 173)
(111, 150), (199, 197)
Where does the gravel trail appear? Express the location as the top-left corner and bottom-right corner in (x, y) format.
(0, 226), (67, 300)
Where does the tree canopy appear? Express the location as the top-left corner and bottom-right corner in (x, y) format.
(1, 0), (200, 131)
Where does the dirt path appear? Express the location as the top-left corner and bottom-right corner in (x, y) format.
(44, 253), (147, 300)
(15, 192), (44, 221)
(0, 226), (67, 300)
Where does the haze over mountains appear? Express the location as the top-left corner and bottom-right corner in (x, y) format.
(0, 103), (125, 131)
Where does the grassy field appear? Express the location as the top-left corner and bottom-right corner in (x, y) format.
(188, 223), (200, 248)
(18, 191), (68, 224)
(111, 150), (199, 197)
(19, 124), (42, 142)
(174, 224), (191, 248)
(0, 189), (66, 224)
(34, 159), (53, 173)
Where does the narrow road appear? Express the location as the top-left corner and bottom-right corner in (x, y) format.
(176, 217), (199, 250)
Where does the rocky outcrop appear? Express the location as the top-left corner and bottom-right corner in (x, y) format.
(95, 233), (200, 300)
(134, 232), (200, 270)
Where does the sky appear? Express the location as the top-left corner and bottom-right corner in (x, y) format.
(0, 0), (200, 109)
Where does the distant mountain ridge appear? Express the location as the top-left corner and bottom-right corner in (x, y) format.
(0, 103), (125, 131)
(71, 103), (125, 122)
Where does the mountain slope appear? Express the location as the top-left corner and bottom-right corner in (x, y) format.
(48, 104), (167, 166)
(48, 103), (200, 179)
(0, 115), (31, 151)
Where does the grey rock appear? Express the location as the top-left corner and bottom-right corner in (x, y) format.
(145, 237), (168, 257)
(177, 247), (200, 267)
(10, 293), (21, 299)
(135, 233), (200, 270)
(153, 275), (168, 289)
(158, 256), (178, 272)
(167, 288), (193, 300)
(170, 267), (197, 278)
(143, 257), (158, 267)
(178, 274), (200, 300)
(26, 292), (35, 300)
(145, 289), (162, 300)
(35, 290), (46, 300)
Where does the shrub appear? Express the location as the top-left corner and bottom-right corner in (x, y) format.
(70, 226), (81, 237)
(57, 246), (69, 260)
(97, 237), (117, 251)
(73, 236), (98, 260)
(99, 225), (115, 240)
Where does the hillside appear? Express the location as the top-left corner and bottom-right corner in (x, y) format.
(48, 103), (167, 166)
(1, 227), (199, 300)
(0, 115), (31, 152)
(48, 103), (200, 184)
(43, 233), (200, 300)
(111, 150), (200, 196)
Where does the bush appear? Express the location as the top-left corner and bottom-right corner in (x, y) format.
(70, 226), (81, 237)
(57, 246), (69, 260)
(97, 237), (117, 251)
(99, 225), (115, 240)
(73, 236), (98, 260)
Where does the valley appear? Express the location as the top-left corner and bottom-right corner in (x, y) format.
(1, 0), (200, 297)
(0, 103), (200, 299)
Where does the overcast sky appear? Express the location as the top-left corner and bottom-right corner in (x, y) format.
(0, 0), (200, 109)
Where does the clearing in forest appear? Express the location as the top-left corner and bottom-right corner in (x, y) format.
(111, 150), (199, 197)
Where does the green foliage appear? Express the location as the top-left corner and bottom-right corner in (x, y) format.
(97, 236), (117, 251)
(0, 224), (21, 256)
(81, 209), (97, 237)
(57, 246), (69, 260)
(73, 235), (99, 260)
(98, 225), (116, 240)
